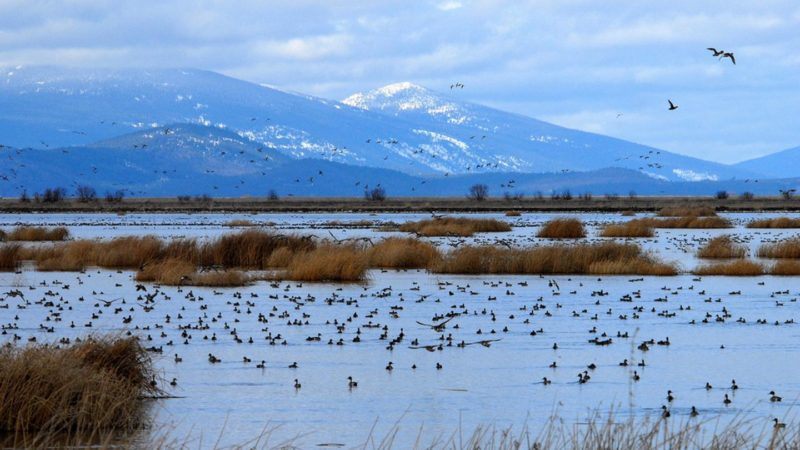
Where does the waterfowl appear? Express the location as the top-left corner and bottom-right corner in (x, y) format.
(293, 379), (301, 389)
(770, 390), (782, 402)
(774, 418), (786, 429)
(690, 406), (699, 417)
(542, 377), (551, 385)
(386, 361), (394, 371)
(170, 378), (177, 387)
(705, 382), (712, 390)
(667, 390), (674, 402)
(348, 376), (358, 389)
(661, 405), (670, 418)
(723, 394), (732, 405)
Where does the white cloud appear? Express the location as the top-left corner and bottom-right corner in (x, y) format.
(437, 1), (463, 11)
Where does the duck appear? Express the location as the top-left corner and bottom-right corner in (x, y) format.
(386, 361), (394, 371)
(293, 379), (302, 389)
(667, 390), (675, 402)
(347, 376), (358, 389)
(690, 406), (699, 417)
(723, 394), (732, 405)
(542, 377), (551, 385)
(770, 390), (782, 402)
(661, 405), (670, 418)
(774, 418), (786, 429)
(169, 378), (177, 387)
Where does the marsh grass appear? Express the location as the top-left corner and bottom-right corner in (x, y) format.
(770, 259), (800, 275)
(0, 337), (158, 442)
(747, 217), (800, 228)
(224, 219), (256, 227)
(4, 226), (69, 241)
(600, 221), (654, 238)
(504, 211), (522, 217)
(136, 259), (250, 286)
(758, 238), (800, 259)
(0, 244), (21, 271)
(283, 245), (368, 282)
(693, 259), (765, 276)
(368, 237), (441, 269)
(398, 217), (511, 237)
(697, 235), (747, 259)
(658, 206), (716, 217)
(536, 218), (586, 239)
(633, 217), (732, 229)
(432, 242), (677, 276)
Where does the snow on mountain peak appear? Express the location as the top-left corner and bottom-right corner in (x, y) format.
(342, 81), (474, 126)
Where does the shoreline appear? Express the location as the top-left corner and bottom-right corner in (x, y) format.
(2, 196), (800, 213)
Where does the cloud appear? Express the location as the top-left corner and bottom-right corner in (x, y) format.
(437, 1), (463, 11)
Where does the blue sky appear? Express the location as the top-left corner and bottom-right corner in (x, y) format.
(1, 0), (798, 163)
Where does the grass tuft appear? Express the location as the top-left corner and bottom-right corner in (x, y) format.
(432, 242), (677, 275)
(693, 259), (765, 276)
(747, 217), (800, 228)
(536, 218), (586, 239)
(0, 244), (21, 271)
(697, 235), (747, 259)
(758, 238), (800, 259)
(600, 221), (654, 238)
(5, 226), (69, 241)
(658, 206), (716, 217)
(283, 245), (368, 282)
(398, 217), (511, 237)
(0, 337), (157, 438)
(368, 237), (441, 269)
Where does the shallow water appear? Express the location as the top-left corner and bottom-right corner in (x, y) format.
(2, 212), (800, 448)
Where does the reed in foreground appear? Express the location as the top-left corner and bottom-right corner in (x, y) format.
(0, 337), (158, 442)
(693, 259), (765, 276)
(397, 217), (511, 237)
(432, 242), (677, 275)
(771, 259), (800, 276)
(758, 238), (800, 259)
(4, 226), (69, 241)
(697, 235), (747, 259)
(600, 221), (654, 238)
(537, 218), (586, 239)
(747, 217), (800, 228)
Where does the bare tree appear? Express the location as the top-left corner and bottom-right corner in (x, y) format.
(365, 187), (387, 202)
(468, 184), (489, 201)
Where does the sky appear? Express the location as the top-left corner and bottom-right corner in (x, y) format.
(1, 0), (798, 164)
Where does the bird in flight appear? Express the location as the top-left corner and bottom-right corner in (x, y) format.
(707, 47), (724, 57)
(721, 52), (736, 65)
(668, 100), (679, 111)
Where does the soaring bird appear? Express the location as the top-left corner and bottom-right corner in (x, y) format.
(707, 47), (724, 57)
(668, 100), (679, 111)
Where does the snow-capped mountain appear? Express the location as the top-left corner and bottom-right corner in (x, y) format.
(0, 66), (763, 186)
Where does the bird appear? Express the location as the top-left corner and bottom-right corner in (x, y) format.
(668, 100), (679, 111)
(690, 406), (699, 417)
(707, 47), (724, 57)
(774, 418), (786, 429)
(293, 379), (302, 389)
(347, 376), (358, 389)
(721, 52), (736, 65)
(770, 391), (782, 402)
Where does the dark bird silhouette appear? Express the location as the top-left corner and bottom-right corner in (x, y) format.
(721, 52), (736, 65)
(668, 100), (679, 111)
(707, 47), (724, 57)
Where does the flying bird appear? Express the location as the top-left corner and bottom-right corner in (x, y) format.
(668, 100), (679, 111)
(721, 52), (736, 65)
(707, 47), (724, 57)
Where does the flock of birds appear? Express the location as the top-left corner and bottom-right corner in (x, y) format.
(0, 216), (797, 433)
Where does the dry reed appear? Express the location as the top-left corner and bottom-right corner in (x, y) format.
(697, 235), (747, 259)
(771, 259), (800, 275)
(0, 244), (21, 271)
(747, 217), (800, 228)
(0, 337), (157, 438)
(398, 217), (511, 237)
(758, 238), (800, 259)
(693, 259), (765, 276)
(537, 218), (586, 239)
(632, 217), (731, 229)
(658, 206), (716, 217)
(432, 242), (677, 276)
(136, 258), (249, 286)
(5, 226), (69, 241)
(600, 221), (654, 238)
(368, 237), (441, 269)
(504, 211), (522, 217)
(283, 245), (368, 282)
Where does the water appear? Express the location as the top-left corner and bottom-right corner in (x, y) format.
(2, 212), (800, 447)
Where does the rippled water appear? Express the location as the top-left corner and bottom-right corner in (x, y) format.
(2, 212), (800, 448)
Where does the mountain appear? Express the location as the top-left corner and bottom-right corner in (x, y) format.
(733, 146), (800, 179)
(0, 66), (759, 185)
